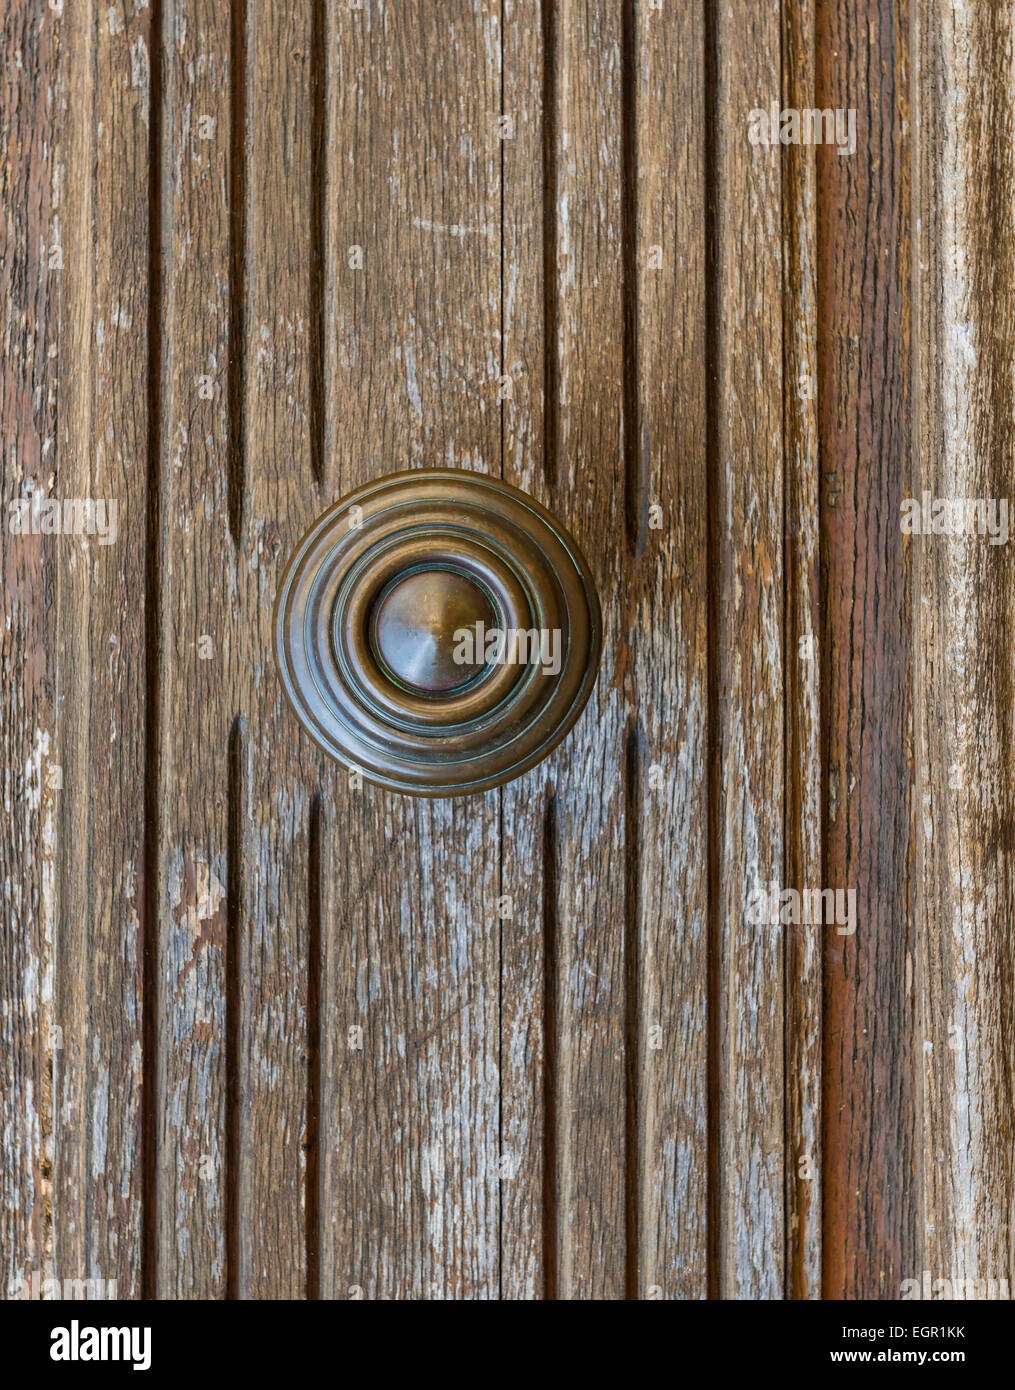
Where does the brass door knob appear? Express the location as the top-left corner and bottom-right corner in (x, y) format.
(273, 469), (602, 795)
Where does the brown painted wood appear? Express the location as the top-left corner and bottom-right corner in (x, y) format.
(63, 0), (151, 1296)
(155, 0), (237, 1298)
(3, 0), (1015, 1304)
(155, 0), (325, 1299)
(44, 0), (93, 1307)
(1, 0), (60, 1299)
(711, 0), (785, 1299)
(915, 0), (1015, 1296)
(782, 0), (822, 1302)
(317, 0), (503, 1300)
(628, 0), (710, 1300)
(817, 0), (919, 1299)
(498, 0), (551, 1301)
(237, 0), (323, 1298)
(540, 0), (629, 1300)
(1, 0), (149, 1302)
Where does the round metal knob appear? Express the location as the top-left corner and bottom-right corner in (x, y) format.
(273, 468), (602, 795)
(371, 567), (496, 693)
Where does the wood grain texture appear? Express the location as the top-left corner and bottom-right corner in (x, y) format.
(155, 0), (236, 1298)
(817, 0), (919, 1299)
(628, 0), (709, 1300)
(3, 0), (1015, 1303)
(498, 0), (550, 1303)
(62, 0), (150, 1296)
(236, 0), (322, 1299)
(782, 0), (822, 1301)
(711, 0), (785, 1299)
(156, 0), (326, 1299)
(499, 0), (712, 1300)
(1, 0), (60, 1300)
(541, 0), (629, 1300)
(915, 0), (1015, 1295)
(1, 0), (149, 1302)
(318, 0), (503, 1300)
(45, 0), (93, 1306)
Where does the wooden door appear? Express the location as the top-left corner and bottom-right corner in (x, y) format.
(2, 0), (1013, 1300)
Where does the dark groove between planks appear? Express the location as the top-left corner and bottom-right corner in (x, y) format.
(702, 0), (722, 1305)
(541, 789), (558, 1300)
(540, 0), (558, 489)
(620, 0), (645, 558)
(623, 721), (642, 1298)
(227, 0), (247, 547)
(225, 717), (245, 1298)
(305, 795), (323, 1299)
(141, 0), (164, 1303)
(309, 0), (327, 491)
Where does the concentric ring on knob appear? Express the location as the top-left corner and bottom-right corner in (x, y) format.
(273, 468), (602, 796)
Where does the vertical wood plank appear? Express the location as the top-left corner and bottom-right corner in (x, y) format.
(630, 0), (710, 1301)
(782, 0), (822, 1300)
(712, 0), (785, 1299)
(0, 0), (60, 1300)
(498, 0), (548, 1302)
(46, 0), (94, 1301)
(817, 0), (918, 1298)
(546, 0), (629, 1300)
(156, 0), (236, 1297)
(319, 0), (503, 1300)
(2, 0), (149, 1300)
(501, 0), (714, 1301)
(915, 0), (1015, 1295)
(156, 0), (325, 1298)
(62, 0), (151, 1296)
(497, 773), (549, 1299)
(236, 0), (322, 1299)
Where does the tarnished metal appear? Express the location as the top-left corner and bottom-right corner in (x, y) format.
(273, 469), (602, 795)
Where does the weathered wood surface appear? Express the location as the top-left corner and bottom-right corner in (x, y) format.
(155, 0), (236, 1299)
(782, 0), (822, 1303)
(817, 0), (918, 1299)
(2, 0), (1014, 1301)
(915, 0), (1015, 1295)
(155, 0), (324, 1300)
(318, 0), (503, 1300)
(627, 0), (710, 1302)
(712, 0), (786, 1300)
(499, 0), (551, 1300)
(541, 0), (630, 1299)
(1, 0), (149, 1302)
(1, 0), (60, 1296)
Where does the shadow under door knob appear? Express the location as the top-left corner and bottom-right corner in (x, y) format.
(273, 468), (602, 796)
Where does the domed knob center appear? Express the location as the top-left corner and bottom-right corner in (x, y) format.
(371, 567), (496, 694)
